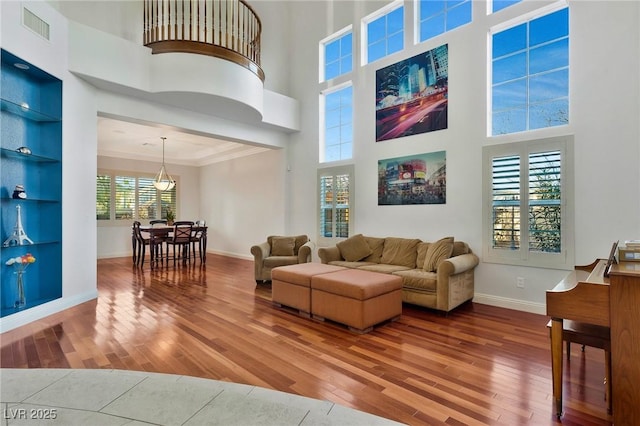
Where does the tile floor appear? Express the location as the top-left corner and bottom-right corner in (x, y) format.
(1, 369), (405, 425)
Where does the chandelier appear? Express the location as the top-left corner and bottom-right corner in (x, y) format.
(153, 137), (175, 191)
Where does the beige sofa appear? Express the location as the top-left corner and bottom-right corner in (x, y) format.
(251, 235), (313, 283)
(317, 234), (479, 312)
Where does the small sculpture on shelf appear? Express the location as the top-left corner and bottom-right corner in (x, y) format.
(12, 184), (27, 199)
(15, 146), (32, 155)
(2, 205), (34, 247)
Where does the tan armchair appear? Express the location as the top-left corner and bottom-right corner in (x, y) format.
(251, 235), (313, 283)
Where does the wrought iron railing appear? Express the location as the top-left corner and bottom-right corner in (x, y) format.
(143, 0), (264, 80)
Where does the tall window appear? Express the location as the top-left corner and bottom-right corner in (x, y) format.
(363, 1), (404, 64)
(321, 83), (353, 163)
(321, 28), (352, 81)
(318, 166), (353, 243)
(491, 6), (569, 136)
(492, 0), (522, 14)
(97, 171), (177, 223)
(417, 0), (472, 43)
(483, 136), (573, 269)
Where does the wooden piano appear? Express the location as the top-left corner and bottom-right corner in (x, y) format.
(546, 258), (640, 423)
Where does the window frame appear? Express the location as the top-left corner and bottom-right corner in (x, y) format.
(490, 0), (523, 15)
(320, 81), (354, 163)
(488, 2), (570, 137)
(317, 165), (354, 247)
(319, 26), (353, 83)
(415, 0), (472, 44)
(361, 0), (405, 66)
(482, 136), (574, 270)
(97, 169), (178, 226)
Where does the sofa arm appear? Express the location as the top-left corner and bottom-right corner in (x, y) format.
(298, 241), (313, 263)
(438, 253), (479, 276)
(318, 246), (342, 264)
(251, 241), (270, 262)
(436, 253), (479, 311)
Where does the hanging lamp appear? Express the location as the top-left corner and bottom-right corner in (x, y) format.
(153, 137), (176, 191)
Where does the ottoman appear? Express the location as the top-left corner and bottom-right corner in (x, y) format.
(271, 263), (346, 317)
(311, 269), (403, 333)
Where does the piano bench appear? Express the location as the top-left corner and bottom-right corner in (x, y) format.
(546, 319), (612, 414)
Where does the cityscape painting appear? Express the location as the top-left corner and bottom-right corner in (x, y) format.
(378, 151), (446, 205)
(376, 44), (448, 142)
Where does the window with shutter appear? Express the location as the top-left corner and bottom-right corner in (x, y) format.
(483, 136), (573, 269)
(97, 170), (178, 224)
(318, 165), (354, 244)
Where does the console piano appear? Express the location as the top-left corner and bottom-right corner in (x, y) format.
(546, 259), (640, 423)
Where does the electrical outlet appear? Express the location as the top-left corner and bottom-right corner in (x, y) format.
(516, 277), (525, 288)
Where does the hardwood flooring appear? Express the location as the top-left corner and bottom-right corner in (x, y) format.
(1, 255), (612, 425)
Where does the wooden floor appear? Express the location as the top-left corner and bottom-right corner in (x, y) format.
(1, 255), (613, 425)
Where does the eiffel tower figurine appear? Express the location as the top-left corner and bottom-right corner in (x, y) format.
(3, 205), (34, 247)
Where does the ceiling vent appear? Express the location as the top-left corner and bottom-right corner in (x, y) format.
(23, 7), (50, 41)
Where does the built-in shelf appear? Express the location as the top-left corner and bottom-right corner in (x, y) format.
(1, 49), (62, 317)
(0, 197), (59, 203)
(0, 148), (60, 163)
(0, 97), (61, 122)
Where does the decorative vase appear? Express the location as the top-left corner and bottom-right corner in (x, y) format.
(15, 270), (26, 308)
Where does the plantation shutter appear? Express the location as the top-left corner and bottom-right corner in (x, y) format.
(491, 155), (521, 250)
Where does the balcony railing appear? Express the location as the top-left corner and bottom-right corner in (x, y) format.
(143, 0), (264, 81)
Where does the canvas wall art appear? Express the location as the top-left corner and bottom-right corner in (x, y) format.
(376, 44), (448, 142)
(378, 151), (446, 205)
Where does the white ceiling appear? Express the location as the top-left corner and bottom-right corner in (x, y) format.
(97, 116), (271, 167)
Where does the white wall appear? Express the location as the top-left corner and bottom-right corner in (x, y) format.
(285, 0), (640, 313)
(200, 148), (287, 258)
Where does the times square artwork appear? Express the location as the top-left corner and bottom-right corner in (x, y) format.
(378, 151), (446, 205)
(376, 44), (448, 142)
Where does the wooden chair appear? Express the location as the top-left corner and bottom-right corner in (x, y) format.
(132, 221), (150, 266)
(165, 221), (193, 266)
(190, 220), (206, 262)
(547, 319), (612, 414)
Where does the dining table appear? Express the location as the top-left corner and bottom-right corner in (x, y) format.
(135, 224), (208, 267)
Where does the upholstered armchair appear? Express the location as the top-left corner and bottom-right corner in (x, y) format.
(251, 235), (313, 283)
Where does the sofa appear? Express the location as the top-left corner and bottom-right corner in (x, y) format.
(251, 235), (313, 283)
(317, 234), (479, 312)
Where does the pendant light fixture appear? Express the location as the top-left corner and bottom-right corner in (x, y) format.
(153, 137), (176, 191)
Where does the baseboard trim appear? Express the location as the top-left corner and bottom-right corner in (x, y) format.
(0, 290), (98, 333)
(209, 249), (252, 261)
(473, 293), (546, 315)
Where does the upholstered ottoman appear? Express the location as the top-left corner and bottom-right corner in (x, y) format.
(311, 269), (403, 333)
(271, 263), (346, 317)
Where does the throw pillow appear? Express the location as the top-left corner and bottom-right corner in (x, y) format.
(423, 237), (454, 272)
(271, 236), (296, 256)
(380, 237), (421, 268)
(337, 234), (373, 262)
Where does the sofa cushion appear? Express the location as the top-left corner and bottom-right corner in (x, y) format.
(393, 269), (438, 292)
(358, 264), (412, 274)
(271, 236), (296, 256)
(452, 241), (470, 257)
(337, 234), (373, 262)
(264, 255), (299, 268)
(416, 242), (430, 269)
(362, 236), (385, 263)
(380, 237), (421, 268)
(423, 237), (454, 272)
(328, 260), (378, 269)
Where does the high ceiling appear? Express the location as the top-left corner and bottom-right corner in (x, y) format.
(97, 116), (271, 167)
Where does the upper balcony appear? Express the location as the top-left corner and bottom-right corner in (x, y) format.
(143, 0), (264, 81)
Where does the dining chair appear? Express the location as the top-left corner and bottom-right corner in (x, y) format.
(165, 221), (194, 266)
(132, 221), (150, 266)
(190, 220), (206, 262)
(150, 219), (167, 225)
